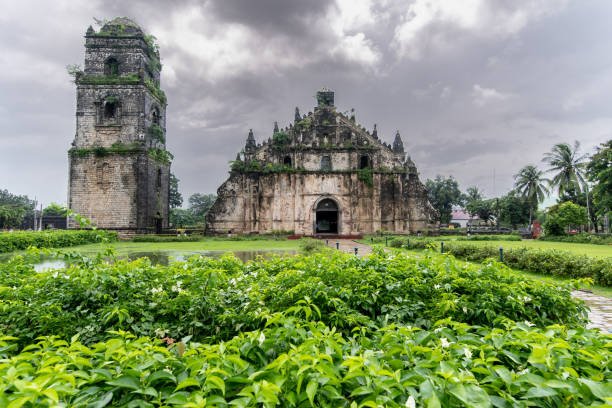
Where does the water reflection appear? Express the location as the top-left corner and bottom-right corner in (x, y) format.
(29, 250), (296, 271)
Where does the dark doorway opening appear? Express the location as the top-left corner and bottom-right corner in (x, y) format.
(283, 156), (292, 166)
(155, 213), (162, 234)
(316, 198), (338, 234)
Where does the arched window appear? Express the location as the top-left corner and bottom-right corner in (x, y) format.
(283, 156), (292, 167)
(151, 108), (160, 125)
(320, 155), (332, 171)
(105, 57), (120, 76)
(104, 101), (117, 119)
(359, 155), (370, 169)
(156, 168), (162, 190)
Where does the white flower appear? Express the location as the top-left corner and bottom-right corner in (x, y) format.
(151, 286), (163, 294)
(258, 332), (266, 345)
(440, 338), (450, 348)
(464, 348), (472, 359)
(405, 395), (416, 408)
(434, 284), (441, 290)
(154, 328), (167, 338)
(562, 371), (569, 380)
(517, 368), (529, 375)
(524, 321), (535, 327)
(523, 296), (532, 303)
(171, 280), (183, 293)
(462, 307), (468, 314)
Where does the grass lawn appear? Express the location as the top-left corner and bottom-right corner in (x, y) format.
(64, 239), (301, 256)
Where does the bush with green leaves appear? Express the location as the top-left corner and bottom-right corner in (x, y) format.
(0, 250), (609, 406)
(0, 314), (609, 406)
(0, 230), (117, 253)
(391, 238), (611, 286)
(539, 233), (612, 245)
(0, 250), (589, 347)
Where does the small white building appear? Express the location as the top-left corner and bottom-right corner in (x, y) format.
(451, 209), (479, 228)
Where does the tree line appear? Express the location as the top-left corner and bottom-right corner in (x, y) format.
(426, 140), (611, 234)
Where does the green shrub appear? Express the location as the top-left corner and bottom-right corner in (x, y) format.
(0, 250), (588, 347)
(439, 243), (610, 286)
(0, 230), (117, 253)
(539, 233), (612, 245)
(0, 250), (607, 406)
(299, 238), (327, 254)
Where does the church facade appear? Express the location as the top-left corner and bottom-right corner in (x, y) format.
(206, 89), (437, 235)
(67, 18), (170, 233)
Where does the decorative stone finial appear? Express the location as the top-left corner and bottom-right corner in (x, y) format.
(86, 25), (95, 36)
(372, 124), (378, 139)
(393, 130), (405, 155)
(245, 129), (256, 151)
(273, 121), (279, 133)
(350, 108), (355, 122)
(294, 107), (301, 122)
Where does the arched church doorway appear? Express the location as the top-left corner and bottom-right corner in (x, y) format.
(315, 198), (339, 234)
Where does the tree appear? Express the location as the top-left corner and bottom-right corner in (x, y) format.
(43, 203), (67, 216)
(0, 189), (35, 229)
(464, 186), (483, 203)
(466, 199), (496, 224)
(586, 140), (611, 221)
(425, 176), (464, 224)
(543, 201), (588, 235)
(169, 173), (183, 209)
(188, 193), (217, 219)
(513, 165), (549, 225)
(498, 191), (530, 229)
(169, 208), (197, 228)
(543, 141), (588, 197)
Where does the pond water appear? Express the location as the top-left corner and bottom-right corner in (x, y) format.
(25, 250), (297, 272)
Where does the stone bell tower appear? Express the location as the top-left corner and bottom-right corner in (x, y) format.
(68, 17), (170, 233)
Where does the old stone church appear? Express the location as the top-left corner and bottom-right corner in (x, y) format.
(206, 89), (437, 235)
(67, 18), (170, 233)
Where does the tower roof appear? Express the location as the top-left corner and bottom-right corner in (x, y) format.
(99, 17), (143, 36)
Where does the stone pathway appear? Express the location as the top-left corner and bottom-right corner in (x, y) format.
(322, 239), (611, 332)
(572, 290), (612, 332)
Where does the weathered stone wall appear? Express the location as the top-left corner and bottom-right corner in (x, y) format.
(207, 171), (434, 235)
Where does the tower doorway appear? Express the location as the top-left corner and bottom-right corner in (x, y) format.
(315, 198), (339, 234)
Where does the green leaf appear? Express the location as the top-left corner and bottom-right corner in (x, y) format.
(579, 379), (611, 401)
(306, 380), (318, 406)
(524, 387), (557, 399)
(175, 377), (200, 391)
(91, 391), (113, 408)
(147, 370), (177, 385)
(206, 375), (226, 395)
(107, 375), (140, 391)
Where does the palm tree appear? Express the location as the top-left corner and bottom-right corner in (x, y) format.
(542, 141), (591, 229)
(542, 141), (588, 196)
(514, 165), (549, 226)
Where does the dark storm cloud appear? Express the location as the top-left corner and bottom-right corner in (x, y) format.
(1, 0), (611, 206)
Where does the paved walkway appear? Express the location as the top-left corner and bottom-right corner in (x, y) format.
(323, 239), (611, 332)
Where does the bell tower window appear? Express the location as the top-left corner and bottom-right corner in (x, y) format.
(105, 57), (120, 76)
(104, 101), (117, 119)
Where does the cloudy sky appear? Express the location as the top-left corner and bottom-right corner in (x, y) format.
(1, 0), (611, 207)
